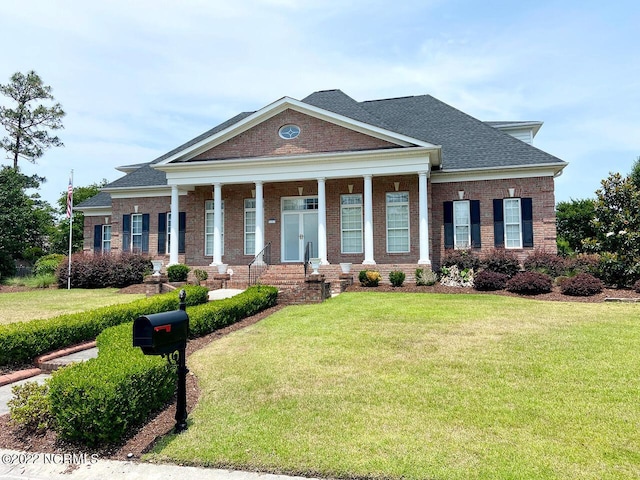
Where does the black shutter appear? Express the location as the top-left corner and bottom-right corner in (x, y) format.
(470, 200), (481, 248)
(94, 225), (102, 254)
(122, 215), (131, 252)
(493, 199), (504, 248)
(158, 213), (166, 254)
(141, 214), (150, 253)
(178, 212), (186, 254)
(522, 198), (534, 248)
(443, 201), (454, 249)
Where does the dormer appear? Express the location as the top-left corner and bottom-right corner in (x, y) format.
(485, 121), (543, 145)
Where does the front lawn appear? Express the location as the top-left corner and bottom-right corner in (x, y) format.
(147, 293), (640, 480)
(0, 289), (145, 325)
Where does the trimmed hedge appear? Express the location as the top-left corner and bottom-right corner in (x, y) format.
(0, 285), (209, 366)
(48, 323), (176, 445)
(49, 285), (278, 446)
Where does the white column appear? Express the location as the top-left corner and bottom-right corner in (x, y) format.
(317, 177), (328, 264)
(254, 181), (264, 262)
(169, 185), (180, 265)
(418, 171), (431, 265)
(363, 174), (375, 265)
(211, 183), (223, 266)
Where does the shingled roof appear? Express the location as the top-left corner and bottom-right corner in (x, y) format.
(78, 90), (564, 209)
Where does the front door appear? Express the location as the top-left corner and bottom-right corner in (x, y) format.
(282, 197), (319, 262)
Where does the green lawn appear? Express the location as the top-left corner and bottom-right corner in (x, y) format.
(147, 293), (640, 480)
(0, 289), (145, 325)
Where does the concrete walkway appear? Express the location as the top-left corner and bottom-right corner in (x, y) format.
(0, 448), (318, 480)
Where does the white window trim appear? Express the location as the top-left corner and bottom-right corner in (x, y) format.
(340, 194), (363, 254)
(244, 198), (256, 256)
(453, 200), (471, 250)
(205, 200), (224, 257)
(102, 225), (111, 253)
(131, 213), (143, 253)
(386, 191), (410, 254)
(504, 198), (522, 249)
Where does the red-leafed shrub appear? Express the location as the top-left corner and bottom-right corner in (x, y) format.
(57, 253), (152, 289)
(482, 248), (520, 277)
(560, 273), (604, 296)
(506, 271), (553, 295)
(442, 249), (481, 271)
(523, 249), (567, 277)
(473, 270), (509, 291)
(635, 280), (640, 294)
(567, 253), (601, 275)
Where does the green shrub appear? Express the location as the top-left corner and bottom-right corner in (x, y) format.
(167, 264), (190, 282)
(473, 270), (508, 291)
(506, 271), (552, 295)
(0, 285), (209, 366)
(482, 248), (521, 277)
(560, 273), (604, 296)
(359, 270), (381, 287)
(0, 251), (16, 282)
(442, 249), (481, 270)
(34, 254), (65, 277)
(189, 285), (278, 337)
(49, 323), (176, 445)
(593, 252), (629, 287)
(8, 381), (54, 433)
(415, 268), (437, 286)
(193, 269), (208, 285)
(49, 285), (278, 445)
(389, 270), (405, 287)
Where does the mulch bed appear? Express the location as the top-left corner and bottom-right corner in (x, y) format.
(0, 283), (638, 460)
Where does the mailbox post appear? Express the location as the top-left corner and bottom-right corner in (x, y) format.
(133, 289), (189, 433)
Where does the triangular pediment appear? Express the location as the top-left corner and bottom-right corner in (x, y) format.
(155, 97), (437, 165)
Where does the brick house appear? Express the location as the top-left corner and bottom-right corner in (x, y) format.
(77, 89), (567, 279)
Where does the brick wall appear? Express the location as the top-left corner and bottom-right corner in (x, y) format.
(84, 174), (557, 268)
(430, 176), (557, 266)
(193, 109), (398, 160)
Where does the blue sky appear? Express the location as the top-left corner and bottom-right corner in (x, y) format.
(0, 0), (638, 208)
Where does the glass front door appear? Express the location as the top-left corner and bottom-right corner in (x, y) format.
(282, 197), (319, 262)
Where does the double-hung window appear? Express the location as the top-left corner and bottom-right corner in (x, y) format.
(504, 198), (522, 248)
(131, 213), (143, 252)
(102, 225), (112, 252)
(454, 200), (471, 249)
(244, 199), (256, 255)
(205, 200), (224, 256)
(493, 197), (533, 248)
(386, 192), (410, 253)
(341, 194), (363, 254)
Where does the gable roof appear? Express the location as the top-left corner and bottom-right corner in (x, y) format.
(78, 90), (566, 209)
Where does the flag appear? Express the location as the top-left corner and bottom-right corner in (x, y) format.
(66, 176), (73, 218)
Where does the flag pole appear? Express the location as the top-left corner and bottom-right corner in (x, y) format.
(67, 170), (74, 290)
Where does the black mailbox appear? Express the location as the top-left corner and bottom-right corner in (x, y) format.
(133, 309), (189, 355)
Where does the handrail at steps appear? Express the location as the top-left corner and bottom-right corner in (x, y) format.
(248, 242), (271, 285)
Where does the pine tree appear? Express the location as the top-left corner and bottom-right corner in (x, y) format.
(0, 71), (65, 169)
